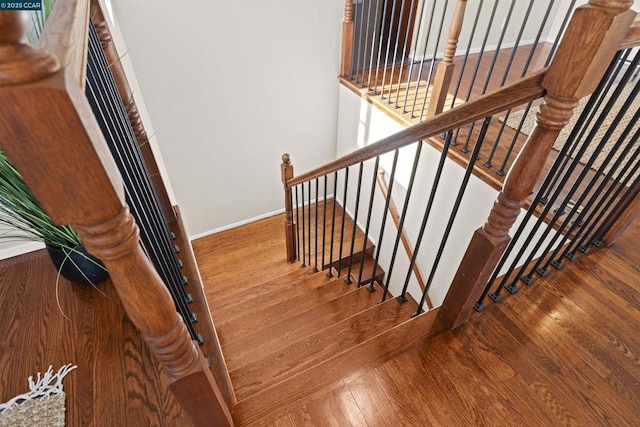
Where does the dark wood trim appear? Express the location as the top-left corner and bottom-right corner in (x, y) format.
(340, 0), (354, 78)
(426, 0), (468, 117)
(170, 205), (237, 408)
(438, 0), (637, 330)
(281, 154), (297, 262)
(0, 9), (233, 426)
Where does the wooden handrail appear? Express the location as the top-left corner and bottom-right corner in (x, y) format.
(287, 68), (547, 188)
(438, 0), (637, 329)
(0, 6), (233, 427)
(376, 169), (433, 309)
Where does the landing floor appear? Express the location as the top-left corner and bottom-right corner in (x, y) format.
(193, 212), (640, 426)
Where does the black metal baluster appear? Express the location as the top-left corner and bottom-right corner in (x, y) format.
(594, 174), (640, 242)
(452, 0), (498, 144)
(360, 0), (375, 87)
(414, 119), (489, 316)
(380, 0), (400, 100)
(386, 0), (408, 104)
(556, 132), (640, 265)
(371, 150), (400, 293)
(393, 0), (418, 108)
(536, 88), (640, 274)
(301, 182), (307, 267)
(381, 142), (422, 303)
(399, 0), (427, 113)
(367, 0), (383, 91)
(417, 0), (449, 122)
(337, 167), (350, 276)
(354, 0), (367, 82)
(484, 0), (554, 168)
(307, 180), (312, 268)
(569, 147), (640, 258)
(315, 178), (319, 272)
(295, 186), (301, 262)
(322, 175), (328, 269)
(328, 171), (339, 277)
(515, 58), (640, 285)
(460, 0), (516, 153)
(358, 156), (381, 288)
(399, 131), (453, 299)
(407, 0), (437, 117)
(541, 51), (629, 201)
(346, 162), (365, 283)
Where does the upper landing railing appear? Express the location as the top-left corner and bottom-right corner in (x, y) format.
(0, 2), (233, 426)
(283, 0), (639, 330)
(339, 0), (640, 183)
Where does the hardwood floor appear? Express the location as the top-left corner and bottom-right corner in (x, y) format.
(0, 204), (637, 425)
(254, 213), (640, 427)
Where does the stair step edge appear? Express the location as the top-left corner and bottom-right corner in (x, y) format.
(222, 282), (384, 369)
(229, 292), (420, 400)
(232, 307), (443, 426)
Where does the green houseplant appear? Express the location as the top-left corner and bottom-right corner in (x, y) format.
(0, 149), (108, 284)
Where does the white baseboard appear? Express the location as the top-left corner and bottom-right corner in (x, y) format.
(0, 241), (45, 260)
(189, 208), (286, 241)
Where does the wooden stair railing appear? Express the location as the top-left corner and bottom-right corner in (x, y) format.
(438, 0), (636, 329)
(426, 0), (468, 118)
(0, 6), (233, 427)
(287, 0), (637, 332)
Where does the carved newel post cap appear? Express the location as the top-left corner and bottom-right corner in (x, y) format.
(589, 0), (633, 9)
(0, 12), (59, 85)
(282, 153), (291, 164)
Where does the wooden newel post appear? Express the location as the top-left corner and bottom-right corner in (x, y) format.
(426, 0), (467, 117)
(0, 11), (234, 427)
(282, 154), (297, 262)
(438, 0), (636, 330)
(341, 0), (355, 78)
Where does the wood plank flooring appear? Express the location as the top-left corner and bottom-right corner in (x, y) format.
(252, 213), (640, 426)
(0, 203), (636, 425)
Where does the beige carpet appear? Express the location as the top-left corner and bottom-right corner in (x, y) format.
(504, 82), (640, 184)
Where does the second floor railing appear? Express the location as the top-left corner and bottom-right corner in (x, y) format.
(286, 0), (639, 330)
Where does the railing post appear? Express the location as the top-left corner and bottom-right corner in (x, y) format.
(438, 0), (636, 330)
(426, 0), (467, 117)
(597, 180), (640, 247)
(340, 0), (355, 78)
(0, 11), (233, 427)
(282, 154), (297, 262)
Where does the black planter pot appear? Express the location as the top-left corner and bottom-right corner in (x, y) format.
(45, 244), (109, 285)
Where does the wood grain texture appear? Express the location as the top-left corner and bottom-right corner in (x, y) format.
(0, 250), (190, 426)
(36, 0), (89, 87)
(0, 10), (232, 426)
(439, 0), (636, 330)
(254, 214), (639, 426)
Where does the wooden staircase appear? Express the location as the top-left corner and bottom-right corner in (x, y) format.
(193, 207), (442, 425)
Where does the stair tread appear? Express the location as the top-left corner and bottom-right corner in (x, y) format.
(213, 256), (383, 331)
(216, 277), (356, 347)
(230, 296), (419, 400)
(223, 284), (383, 371)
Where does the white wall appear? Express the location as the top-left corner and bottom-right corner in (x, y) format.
(336, 85), (560, 307)
(111, 0), (344, 239)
